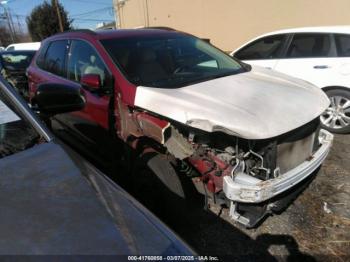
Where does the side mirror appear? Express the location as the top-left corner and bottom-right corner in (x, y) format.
(81, 74), (101, 90)
(35, 83), (85, 115)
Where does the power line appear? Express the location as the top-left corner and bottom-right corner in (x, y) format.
(74, 18), (113, 22)
(71, 7), (112, 17)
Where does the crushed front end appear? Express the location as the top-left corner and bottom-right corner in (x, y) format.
(171, 118), (333, 227)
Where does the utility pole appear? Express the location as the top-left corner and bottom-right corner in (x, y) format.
(3, 6), (14, 42)
(53, 0), (64, 32)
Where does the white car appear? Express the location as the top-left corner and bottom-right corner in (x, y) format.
(5, 42), (41, 51)
(231, 26), (350, 133)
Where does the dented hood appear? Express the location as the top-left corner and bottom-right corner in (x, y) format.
(134, 66), (330, 139)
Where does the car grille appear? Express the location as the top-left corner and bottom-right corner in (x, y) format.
(276, 118), (320, 174)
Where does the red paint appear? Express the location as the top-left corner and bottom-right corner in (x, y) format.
(81, 74), (100, 89)
(188, 153), (232, 193)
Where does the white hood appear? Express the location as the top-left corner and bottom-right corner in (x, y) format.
(134, 66), (330, 139)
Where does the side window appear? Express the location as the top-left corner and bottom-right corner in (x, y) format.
(287, 34), (331, 58)
(235, 35), (285, 60)
(67, 40), (108, 87)
(36, 42), (49, 69)
(335, 34), (350, 57)
(44, 40), (68, 76)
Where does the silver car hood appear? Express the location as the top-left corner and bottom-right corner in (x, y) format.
(134, 66), (330, 139)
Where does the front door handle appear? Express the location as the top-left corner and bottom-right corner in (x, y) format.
(313, 65), (330, 69)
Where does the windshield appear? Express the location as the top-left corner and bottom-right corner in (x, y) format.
(0, 52), (35, 70)
(101, 34), (245, 88)
(0, 89), (41, 158)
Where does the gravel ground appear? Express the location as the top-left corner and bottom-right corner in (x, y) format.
(165, 134), (350, 261)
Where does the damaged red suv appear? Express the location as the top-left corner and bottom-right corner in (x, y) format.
(27, 29), (333, 228)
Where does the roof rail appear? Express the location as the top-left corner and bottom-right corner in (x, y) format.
(142, 26), (176, 31)
(66, 29), (97, 35)
(53, 29), (97, 36)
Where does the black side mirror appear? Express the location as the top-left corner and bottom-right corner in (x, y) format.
(35, 83), (85, 115)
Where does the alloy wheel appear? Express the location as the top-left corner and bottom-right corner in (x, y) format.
(321, 96), (350, 129)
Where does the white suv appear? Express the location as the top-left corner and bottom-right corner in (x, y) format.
(231, 26), (350, 133)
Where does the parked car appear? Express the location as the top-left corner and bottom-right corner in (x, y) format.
(6, 42), (40, 51)
(0, 50), (36, 100)
(0, 75), (194, 255)
(231, 26), (350, 133)
(27, 29), (333, 228)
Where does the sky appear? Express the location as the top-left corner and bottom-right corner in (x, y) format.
(1, 0), (115, 31)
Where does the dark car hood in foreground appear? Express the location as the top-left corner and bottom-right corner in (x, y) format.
(0, 141), (193, 255)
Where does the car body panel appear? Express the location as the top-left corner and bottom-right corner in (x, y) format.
(134, 66), (329, 139)
(0, 141), (193, 255)
(274, 57), (350, 88)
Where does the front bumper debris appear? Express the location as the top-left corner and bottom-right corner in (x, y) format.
(223, 129), (333, 203)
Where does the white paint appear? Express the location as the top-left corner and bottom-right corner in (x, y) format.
(231, 25), (350, 56)
(0, 100), (20, 125)
(134, 66), (329, 139)
(231, 26), (350, 90)
(5, 42), (41, 51)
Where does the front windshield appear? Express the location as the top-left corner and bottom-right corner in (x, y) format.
(0, 89), (41, 158)
(0, 52), (35, 70)
(101, 34), (245, 88)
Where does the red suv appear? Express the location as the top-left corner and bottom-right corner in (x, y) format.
(28, 29), (332, 228)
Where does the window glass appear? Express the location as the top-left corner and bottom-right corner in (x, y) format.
(0, 88), (41, 159)
(101, 35), (244, 88)
(44, 40), (68, 76)
(335, 34), (350, 57)
(287, 34), (331, 58)
(67, 40), (107, 87)
(235, 35), (285, 60)
(36, 42), (49, 69)
(0, 52), (35, 70)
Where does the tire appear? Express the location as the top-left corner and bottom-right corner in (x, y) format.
(320, 88), (350, 134)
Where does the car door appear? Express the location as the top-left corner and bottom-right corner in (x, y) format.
(233, 34), (288, 69)
(53, 39), (117, 160)
(273, 33), (341, 88)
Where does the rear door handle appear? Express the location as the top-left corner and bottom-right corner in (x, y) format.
(313, 65), (330, 69)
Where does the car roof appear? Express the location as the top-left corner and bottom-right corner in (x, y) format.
(48, 28), (188, 41)
(262, 25), (350, 36)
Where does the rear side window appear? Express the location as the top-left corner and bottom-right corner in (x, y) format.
(287, 34), (331, 58)
(44, 40), (68, 76)
(36, 42), (49, 69)
(335, 34), (350, 57)
(235, 35), (286, 60)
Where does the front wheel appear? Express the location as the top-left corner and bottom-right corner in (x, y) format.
(320, 88), (350, 134)
(131, 153), (190, 224)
